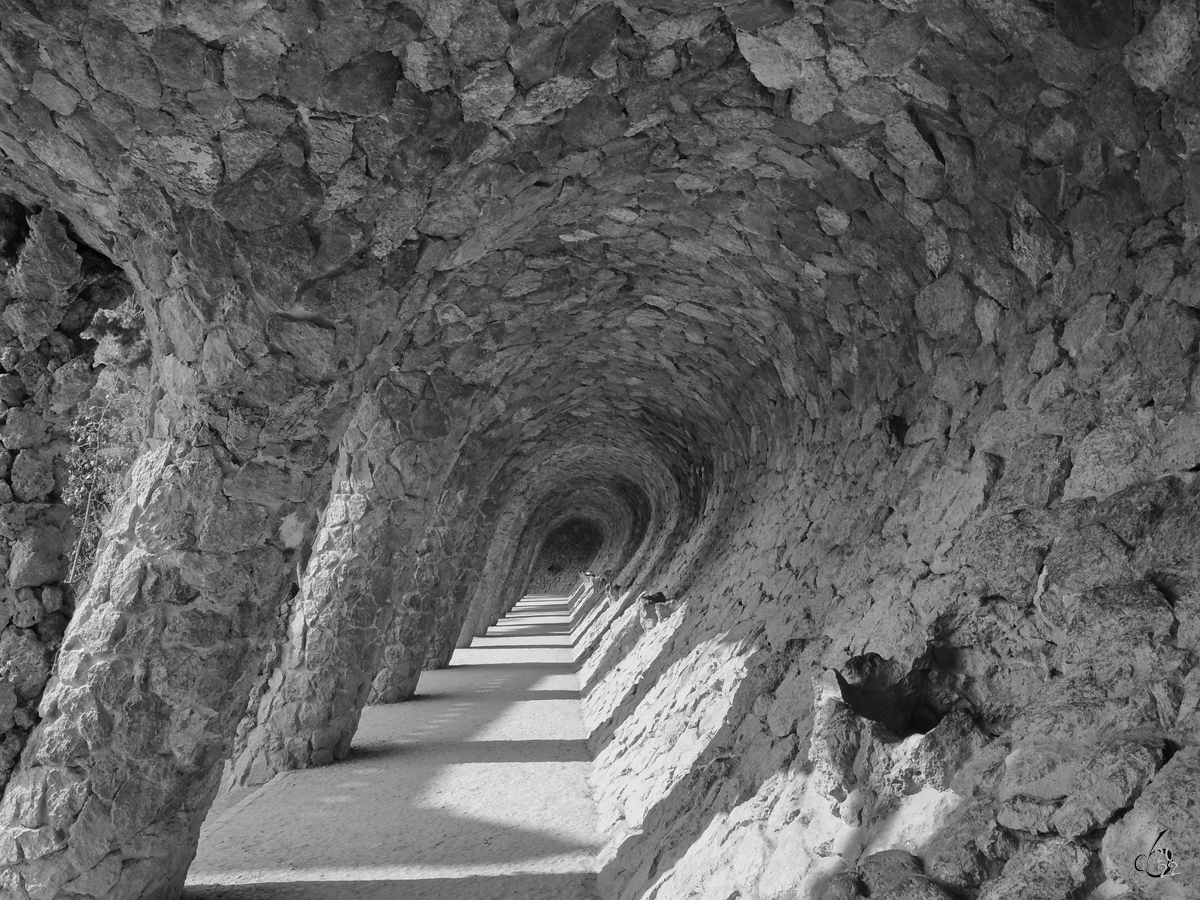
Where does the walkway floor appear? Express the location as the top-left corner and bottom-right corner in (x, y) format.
(186, 594), (603, 900)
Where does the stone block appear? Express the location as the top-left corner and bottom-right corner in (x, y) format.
(1135, 481), (1200, 579)
(558, 4), (623, 77)
(402, 41), (452, 92)
(320, 52), (401, 116)
(789, 61), (838, 124)
(1123, 0), (1198, 92)
(1061, 422), (1151, 501)
(460, 63), (516, 123)
(60, 851), (121, 896)
(224, 27), (285, 100)
(5, 208), (78, 328)
(766, 670), (810, 738)
(508, 26), (564, 89)
(809, 691), (862, 803)
(0, 627), (51, 700)
(29, 71), (79, 116)
(0, 681), (15, 731)
(558, 94), (628, 148)
(1042, 524), (1133, 592)
(0, 409), (47, 451)
(859, 850), (953, 899)
(977, 838), (1091, 900)
(950, 510), (1053, 600)
(1052, 1), (1129, 49)
(10, 451), (54, 502)
(1102, 747), (1200, 896)
(914, 273), (972, 339)
(914, 711), (990, 791)
(11, 588), (42, 629)
(448, 3), (511, 68)
(996, 738), (1162, 838)
(213, 158), (325, 232)
(81, 15), (161, 108)
(8, 531), (65, 589)
(150, 29), (215, 92)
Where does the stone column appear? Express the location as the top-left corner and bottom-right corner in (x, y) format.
(369, 527), (460, 703)
(0, 436), (311, 899)
(424, 529), (491, 668)
(229, 373), (457, 784)
(456, 506), (526, 648)
(370, 453), (506, 699)
(227, 396), (400, 785)
(420, 494), (501, 669)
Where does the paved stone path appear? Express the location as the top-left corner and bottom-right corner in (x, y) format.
(186, 594), (603, 900)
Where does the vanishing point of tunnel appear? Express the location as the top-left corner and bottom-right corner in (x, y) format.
(0, 0), (1199, 898)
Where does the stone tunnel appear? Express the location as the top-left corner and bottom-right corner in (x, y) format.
(0, 0), (1199, 897)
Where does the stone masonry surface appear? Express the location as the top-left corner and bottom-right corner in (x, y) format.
(0, 0), (1198, 898)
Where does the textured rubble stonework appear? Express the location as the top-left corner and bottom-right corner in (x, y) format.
(0, 0), (1199, 897)
(0, 199), (131, 797)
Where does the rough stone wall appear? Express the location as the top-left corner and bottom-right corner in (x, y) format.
(584, 336), (1200, 899)
(1, 0), (1199, 897)
(0, 200), (129, 794)
(571, 3), (1200, 892)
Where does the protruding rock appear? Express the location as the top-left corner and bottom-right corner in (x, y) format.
(213, 158), (325, 232)
(266, 317), (337, 381)
(858, 850), (954, 899)
(29, 71), (80, 116)
(0, 627), (51, 700)
(321, 52), (402, 116)
(558, 4), (623, 77)
(150, 29), (216, 92)
(977, 838), (1091, 900)
(224, 27), (286, 100)
(0, 409), (48, 451)
(9, 451), (54, 502)
(996, 739), (1162, 839)
(914, 272), (972, 339)
(558, 94), (628, 147)
(789, 60), (837, 124)
(1124, 0), (1198, 92)
(82, 15), (162, 108)
(174, 0), (268, 42)
(737, 19), (823, 91)
(460, 63), (516, 122)
(449, 3), (512, 68)
(3, 210), (80, 347)
(1102, 746), (1199, 898)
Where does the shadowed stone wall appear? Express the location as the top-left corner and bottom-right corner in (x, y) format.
(526, 518), (604, 594)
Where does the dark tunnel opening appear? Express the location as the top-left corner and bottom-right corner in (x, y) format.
(526, 518), (606, 595)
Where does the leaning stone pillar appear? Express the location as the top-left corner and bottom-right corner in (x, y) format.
(0, 437), (307, 899)
(422, 506), (498, 668)
(369, 530), (456, 703)
(227, 398), (405, 787)
(456, 508), (525, 648)
(370, 472), (498, 698)
(229, 373), (456, 784)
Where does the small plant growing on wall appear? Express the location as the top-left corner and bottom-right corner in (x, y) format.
(62, 294), (150, 590)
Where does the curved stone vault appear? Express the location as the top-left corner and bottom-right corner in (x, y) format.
(1, 0), (1200, 897)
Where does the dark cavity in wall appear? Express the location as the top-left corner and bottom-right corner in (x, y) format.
(527, 518), (604, 593)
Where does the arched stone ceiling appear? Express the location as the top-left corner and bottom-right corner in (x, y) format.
(0, 0), (1058, 577)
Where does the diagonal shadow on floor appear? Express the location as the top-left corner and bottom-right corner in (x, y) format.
(187, 591), (603, 899)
